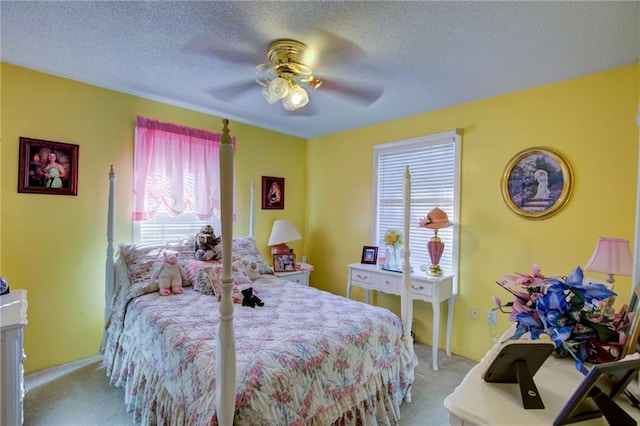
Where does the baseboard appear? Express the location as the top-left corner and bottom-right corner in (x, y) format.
(25, 354), (104, 391)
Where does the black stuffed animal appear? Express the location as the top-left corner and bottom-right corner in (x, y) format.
(241, 287), (264, 308)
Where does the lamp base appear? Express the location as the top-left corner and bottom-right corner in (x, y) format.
(427, 237), (445, 276)
(271, 243), (292, 255)
(428, 264), (444, 276)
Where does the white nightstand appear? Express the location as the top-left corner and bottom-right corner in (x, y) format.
(347, 263), (454, 371)
(274, 263), (314, 286)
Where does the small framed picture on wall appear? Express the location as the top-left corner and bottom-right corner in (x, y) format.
(18, 137), (79, 196)
(262, 176), (285, 209)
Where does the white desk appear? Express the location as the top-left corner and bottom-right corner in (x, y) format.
(444, 331), (640, 425)
(1, 290), (28, 426)
(346, 262), (454, 371)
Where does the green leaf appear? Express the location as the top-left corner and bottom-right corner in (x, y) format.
(583, 320), (619, 342)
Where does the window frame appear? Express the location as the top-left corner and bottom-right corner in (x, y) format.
(371, 129), (461, 295)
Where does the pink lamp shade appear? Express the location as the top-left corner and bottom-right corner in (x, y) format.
(418, 207), (453, 230)
(585, 237), (633, 284)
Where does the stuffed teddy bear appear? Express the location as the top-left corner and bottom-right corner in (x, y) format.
(241, 287), (264, 308)
(194, 224), (222, 261)
(153, 249), (187, 296)
(241, 256), (261, 280)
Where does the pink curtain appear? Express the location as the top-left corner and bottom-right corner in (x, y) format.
(132, 116), (235, 221)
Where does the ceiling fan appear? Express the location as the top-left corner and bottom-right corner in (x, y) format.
(197, 34), (385, 113)
(256, 39), (321, 111)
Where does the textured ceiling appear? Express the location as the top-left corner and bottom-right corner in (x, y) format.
(2, 1), (639, 139)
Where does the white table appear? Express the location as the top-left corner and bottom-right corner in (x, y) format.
(444, 329), (640, 425)
(1, 289), (28, 426)
(346, 262), (454, 370)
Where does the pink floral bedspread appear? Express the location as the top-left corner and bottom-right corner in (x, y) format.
(102, 264), (416, 425)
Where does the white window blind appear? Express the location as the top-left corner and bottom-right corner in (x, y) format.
(372, 130), (461, 292)
(133, 206), (221, 244)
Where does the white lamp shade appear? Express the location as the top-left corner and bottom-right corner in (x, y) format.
(585, 237), (633, 276)
(268, 219), (302, 246)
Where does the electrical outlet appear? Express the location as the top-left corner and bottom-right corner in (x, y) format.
(471, 307), (480, 320)
(487, 309), (497, 325)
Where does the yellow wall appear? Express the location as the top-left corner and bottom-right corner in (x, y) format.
(2, 62), (639, 373)
(306, 64), (640, 362)
(0, 64), (306, 373)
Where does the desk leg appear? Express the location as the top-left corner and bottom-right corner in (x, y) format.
(446, 297), (454, 357)
(365, 289), (370, 304)
(346, 282), (352, 299)
(432, 301), (440, 371)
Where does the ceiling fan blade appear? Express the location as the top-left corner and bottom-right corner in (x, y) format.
(204, 80), (257, 101)
(304, 29), (368, 68)
(183, 33), (263, 66)
(318, 78), (385, 106)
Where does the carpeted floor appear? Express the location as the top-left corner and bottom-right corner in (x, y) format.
(24, 343), (476, 426)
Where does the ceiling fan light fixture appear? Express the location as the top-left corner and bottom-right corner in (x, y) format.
(263, 76), (290, 104)
(282, 85), (309, 111)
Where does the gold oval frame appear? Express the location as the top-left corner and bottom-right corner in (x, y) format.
(500, 147), (573, 220)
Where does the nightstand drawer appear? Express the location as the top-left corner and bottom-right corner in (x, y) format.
(286, 273), (308, 285)
(373, 273), (401, 289)
(412, 282), (433, 298)
(350, 269), (372, 284)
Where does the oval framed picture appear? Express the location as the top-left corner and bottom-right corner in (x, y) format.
(500, 147), (573, 219)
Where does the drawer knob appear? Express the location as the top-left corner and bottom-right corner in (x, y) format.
(412, 285), (425, 290)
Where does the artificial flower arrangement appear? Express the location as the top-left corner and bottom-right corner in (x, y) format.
(384, 228), (403, 248)
(493, 264), (632, 371)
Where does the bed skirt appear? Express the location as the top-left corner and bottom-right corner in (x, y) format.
(107, 331), (410, 425)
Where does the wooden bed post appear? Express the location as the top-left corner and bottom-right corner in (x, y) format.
(249, 180), (255, 238)
(216, 119), (236, 426)
(401, 166), (414, 349)
(401, 166), (414, 403)
(105, 165), (116, 323)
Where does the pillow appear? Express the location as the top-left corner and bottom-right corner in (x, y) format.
(184, 259), (221, 284)
(194, 260), (253, 300)
(231, 236), (273, 275)
(119, 235), (195, 287)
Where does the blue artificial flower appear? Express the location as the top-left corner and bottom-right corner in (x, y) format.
(495, 264), (627, 370)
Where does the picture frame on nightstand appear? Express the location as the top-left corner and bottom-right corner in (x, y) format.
(361, 246), (378, 264)
(273, 253), (296, 272)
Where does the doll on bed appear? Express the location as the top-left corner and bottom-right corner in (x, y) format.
(153, 250), (187, 296)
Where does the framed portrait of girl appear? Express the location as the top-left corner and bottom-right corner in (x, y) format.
(18, 137), (79, 196)
(262, 176), (285, 209)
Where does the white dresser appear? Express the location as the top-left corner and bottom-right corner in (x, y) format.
(346, 263), (454, 370)
(1, 290), (28, 426)
(444, 328), (640, 425)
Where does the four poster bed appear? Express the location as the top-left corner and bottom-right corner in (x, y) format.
(101, 119), (417, 425)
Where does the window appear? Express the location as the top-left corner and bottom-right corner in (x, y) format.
(372, 129), (461, 293)
(133, 206), (221, 244)
(132, 116), (232, 244)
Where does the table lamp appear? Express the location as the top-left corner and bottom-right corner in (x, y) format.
(585, 237), (633, 286)
(418, 207), (453, 276)
(268, 219), (302, 255)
